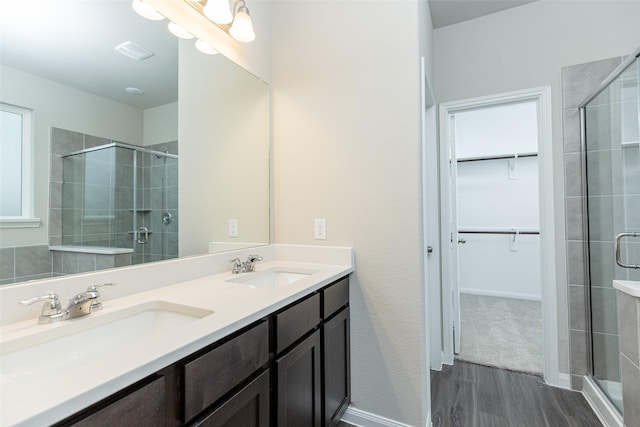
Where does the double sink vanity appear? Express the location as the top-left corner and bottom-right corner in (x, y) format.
(0, 245), (354, 426)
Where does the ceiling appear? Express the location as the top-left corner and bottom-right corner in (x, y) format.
(0, 0), (178, 110)
(429, 0), (538, 29)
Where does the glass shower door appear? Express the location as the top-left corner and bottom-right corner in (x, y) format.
(133, 150), (178, 264)
(584, 57), (639, 412)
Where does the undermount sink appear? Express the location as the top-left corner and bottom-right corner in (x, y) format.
(1, 301), (213, 384)
(226, 267), (318, 289)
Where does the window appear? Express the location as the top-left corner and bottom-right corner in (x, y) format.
(0, 102), (39, 227)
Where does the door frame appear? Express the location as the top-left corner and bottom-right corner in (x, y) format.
(438, 86), (562, 386)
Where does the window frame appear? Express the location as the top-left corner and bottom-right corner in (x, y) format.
(0, 102), (40, 228)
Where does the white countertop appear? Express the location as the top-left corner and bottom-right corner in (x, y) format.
(0, 251), (353, 426)
(613, 280), (640, 298)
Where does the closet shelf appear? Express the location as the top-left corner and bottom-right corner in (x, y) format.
(459, 229), (539, 235)
(457, 152), (538, 163)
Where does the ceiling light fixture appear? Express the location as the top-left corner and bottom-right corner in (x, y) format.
(125, 87), (145, 95)
(132, 0), (256, 48)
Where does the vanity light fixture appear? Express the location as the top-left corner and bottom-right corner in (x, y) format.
(131, 0), (256, 46)
(168, 21), (194, 39)
(131, 0), (164, 20)
(195, 39), (219, 55)
(228, 1), (255, 43)
(203, 0), (233, 24)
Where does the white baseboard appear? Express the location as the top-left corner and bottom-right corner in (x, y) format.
(460, 288), (541, 301)
(582, 375), (623, 427)
(544, 372), (571, 390)
(341, 406), (413, 427)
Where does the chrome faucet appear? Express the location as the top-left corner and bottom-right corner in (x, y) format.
(229, 254), (263, 274)
(243, 254), (263, 272)
(19, 283), (116, 324)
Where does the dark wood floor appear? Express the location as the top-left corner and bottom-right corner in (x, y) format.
(431, 361), (602, 427)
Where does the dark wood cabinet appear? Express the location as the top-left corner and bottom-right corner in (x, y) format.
(322, 307), (350, 426)
(56, 375), (168, 427)
(55, 275), (350, 427)
(276, 330), (322, 427)
(184, 321), (269, 423)
(194, 370), (270, 427)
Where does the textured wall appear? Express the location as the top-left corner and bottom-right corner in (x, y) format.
(271, 1), (432, 424)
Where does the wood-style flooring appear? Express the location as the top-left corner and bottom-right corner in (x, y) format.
(431, 361), (602, 427)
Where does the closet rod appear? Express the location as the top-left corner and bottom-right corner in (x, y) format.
(457, 152), (538, 163)
(458, 230), (540, 235)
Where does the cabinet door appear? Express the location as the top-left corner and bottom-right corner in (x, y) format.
(276, 330), (322, 427)
(322, 307), (350, 426)
(195, 370), (270, 427)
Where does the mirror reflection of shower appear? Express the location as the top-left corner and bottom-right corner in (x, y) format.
(60, 142), (178, 266)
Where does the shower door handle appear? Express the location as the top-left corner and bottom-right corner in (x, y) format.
(615, 232), (640, 269)
(137, 227), (149, 244)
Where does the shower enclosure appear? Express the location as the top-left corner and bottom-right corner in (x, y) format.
(581, 51), (639, 412)
(61, 142), (178, 264)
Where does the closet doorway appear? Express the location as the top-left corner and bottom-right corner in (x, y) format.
(439, 87), (561, 384)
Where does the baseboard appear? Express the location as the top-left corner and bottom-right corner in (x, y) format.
(341, 406), (413, 427)
(459, 288), (541, 301)
(545, 372), (571, 390)
(582, 375), (623, 427)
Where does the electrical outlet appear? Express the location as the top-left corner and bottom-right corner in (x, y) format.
(228, 219), (238, 237)
(314, 218), (327, 240)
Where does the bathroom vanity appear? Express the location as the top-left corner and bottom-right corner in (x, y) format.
(0, 245), (354, 426)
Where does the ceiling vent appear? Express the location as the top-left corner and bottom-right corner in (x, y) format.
(115, 41), (155, 61)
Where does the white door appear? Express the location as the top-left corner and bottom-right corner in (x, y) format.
(447, 114), (462, 354)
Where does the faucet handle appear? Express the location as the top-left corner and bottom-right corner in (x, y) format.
(87, 282), (116, 292)
(230, 257), (243, 274)
(247, 254), (263, 262)
(86, 282), (116, 311)
(19, 293), (63, 323)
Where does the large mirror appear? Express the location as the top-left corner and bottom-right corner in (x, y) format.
(0, 0), (269, 285)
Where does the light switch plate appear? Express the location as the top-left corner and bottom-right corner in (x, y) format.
(228, 219), (238, 237)
(314, 218), (327, 240)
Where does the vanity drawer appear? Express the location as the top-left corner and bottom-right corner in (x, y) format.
(184, 320), (269, 423)
(322, 277), (349, 319)
(65, 375), (167, 427)
(275, 293), (320, 354)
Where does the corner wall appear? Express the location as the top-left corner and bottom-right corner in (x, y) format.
(271, 1), (432, 424)
(433, 0), (640, 378)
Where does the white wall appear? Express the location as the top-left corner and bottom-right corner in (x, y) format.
(143, 101), (178, 146)
(433, 0), (640, 376)
(0, 65), (143, 247)
(178, 42), (270, 258)
(272, 1), (432, 425)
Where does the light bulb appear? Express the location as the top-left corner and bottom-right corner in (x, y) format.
(168, 21), (194, 39)
(131, 0), (164, 21)
(195, 40), (219, 55)
(229, 6), (255, 43)
(203, 0), (233, 24)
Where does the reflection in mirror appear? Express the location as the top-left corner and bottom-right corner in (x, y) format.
(0, 0), (269, 285)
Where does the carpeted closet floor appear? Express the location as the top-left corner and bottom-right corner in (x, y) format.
(456, 293), (542, 375)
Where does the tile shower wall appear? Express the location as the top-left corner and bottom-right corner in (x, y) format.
(0, 245), (52, 284)
(562, 57), (624, 391)
(51, 128), (178, 266)
(133, 141), (179, 264)
(617, 290), (640, 426)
